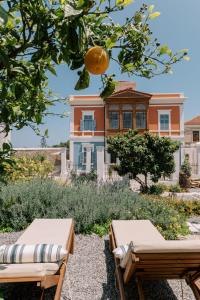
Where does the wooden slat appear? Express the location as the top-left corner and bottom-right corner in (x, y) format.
(139, 260), (200, 265)
(123, 255), (137, 284)
(138, 253), (200, 260)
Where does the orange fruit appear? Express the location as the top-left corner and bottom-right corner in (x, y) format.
(84, 46), (109, 75)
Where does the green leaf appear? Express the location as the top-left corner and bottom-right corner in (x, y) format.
(116, 0), (133, 6)
(124, 63), (135, 72)
(159, 45), (172, 56)
(64, 5), (82, 17)
(47, 65), (57, 76)
(11, 67), (25, 75)
(105, 38), (116, 49)
(0, 6), (9, 25)
(70, 57), (84, 70)
(100, 80), (116, 99)
(149, 12), (160, 19)
(183, 56), (190, 61)
(178, 48), (189, 54)
(148, 5), (154, 13)
(75, 68), (90, 90)
(44, 129), (49, 137)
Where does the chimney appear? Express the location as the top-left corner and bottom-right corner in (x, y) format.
(115, 81), (136, 92)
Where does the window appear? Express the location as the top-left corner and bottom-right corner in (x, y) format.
(123, 112), (132, 129)
(81, 111), (96, 131)
(83, 115), (93, 131)
(136, 112), (146, 129)
(109, 112), (119, 129)
(160, 114), (169, 131)
(82, 144), (94, 165)
(82, 147), (87, 164)
(193, 131), (200, 142)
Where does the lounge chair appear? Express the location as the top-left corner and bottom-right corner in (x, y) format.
(0, 218), (74, 300)
(109, 220), (200, 300)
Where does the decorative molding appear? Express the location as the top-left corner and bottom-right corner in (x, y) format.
(150, 98), (185, 105)
(70, 136), (104, 142)
(82, 110), (94, 119)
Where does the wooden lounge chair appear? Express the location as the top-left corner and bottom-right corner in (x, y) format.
(0, 218), (74, 300)
(109, 220), (200, 300)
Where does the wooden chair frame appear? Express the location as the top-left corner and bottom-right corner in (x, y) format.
(109, 224), (200, 300)
(0, 222), (75, 300)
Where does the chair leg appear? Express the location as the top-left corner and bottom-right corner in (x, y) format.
(54, 264), (66, 300)
(136, 278), (145, 300)
(40, 288), (45, 300)
(188, 280), (200, 300)
(115, 267), (126, 300)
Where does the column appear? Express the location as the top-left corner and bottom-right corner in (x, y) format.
(61, 148), (67, 176)
(96, 146), (105, 180)
(197, 144), (200, 176)
(172, 149), (180, 181)
(85, 144), (92, 173)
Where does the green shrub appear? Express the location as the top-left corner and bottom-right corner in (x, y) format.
(5, 155), (54, 182)
(148, 183), (167, 195)
(169, 183), (182, 193)
(179, 155), (191, 188)
(0, 179), (189, 239)
(71, 170), (97, 184)
(167, 198), (200, 217)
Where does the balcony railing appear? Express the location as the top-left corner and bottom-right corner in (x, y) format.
(80, 119), (96, 131)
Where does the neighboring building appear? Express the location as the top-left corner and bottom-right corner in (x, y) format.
(185, 115), (200, 144)
(69, 81), (185, 174)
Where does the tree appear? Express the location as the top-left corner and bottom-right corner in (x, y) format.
(179, 154), (191, 188)
(0, 1), (188, 178)
(0, 1), (188, 133)
(52, 141), (69, 149)
(107, 130), (180, 191)
(40, 136), (48, 148)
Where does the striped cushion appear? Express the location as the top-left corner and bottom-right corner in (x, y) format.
(0, 244), (67, 264)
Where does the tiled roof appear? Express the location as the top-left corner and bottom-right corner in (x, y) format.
(185, 116), (200, 125)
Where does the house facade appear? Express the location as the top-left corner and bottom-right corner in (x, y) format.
(185, 115), (200, 144)
(69, 81), (185, 176)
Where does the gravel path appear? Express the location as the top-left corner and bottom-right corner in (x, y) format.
(0, 232), (196, 300)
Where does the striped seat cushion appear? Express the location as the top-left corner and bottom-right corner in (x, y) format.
(0, 244), (67, 264)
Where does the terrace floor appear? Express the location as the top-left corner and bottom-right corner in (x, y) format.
(0, 232), (196, 300)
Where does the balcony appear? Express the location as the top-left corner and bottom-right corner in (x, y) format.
(80, 119), (96, 131)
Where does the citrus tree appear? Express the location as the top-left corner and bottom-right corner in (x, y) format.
(107, 130), (180, 192)
(0, 1), (188, 177)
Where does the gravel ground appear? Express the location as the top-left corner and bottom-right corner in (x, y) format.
(0, 232), (196, 300)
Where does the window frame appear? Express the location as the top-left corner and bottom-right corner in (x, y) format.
(81, 111), (95, 131)
(122, 111), (133, 129)
(109, 111), (119, 130)
(81, 144), (94, 165)
(135, 111), (146, 129)
(158, 110), (171, 132)
(193, 130), (200, 142)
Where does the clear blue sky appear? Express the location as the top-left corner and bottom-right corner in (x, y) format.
(12, 0), (200, 147)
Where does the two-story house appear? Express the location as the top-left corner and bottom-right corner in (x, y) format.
(69, 81), (185, 174)
(185, 115), (200, 144)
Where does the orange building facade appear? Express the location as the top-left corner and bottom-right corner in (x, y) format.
(69, 82), (185, 172)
